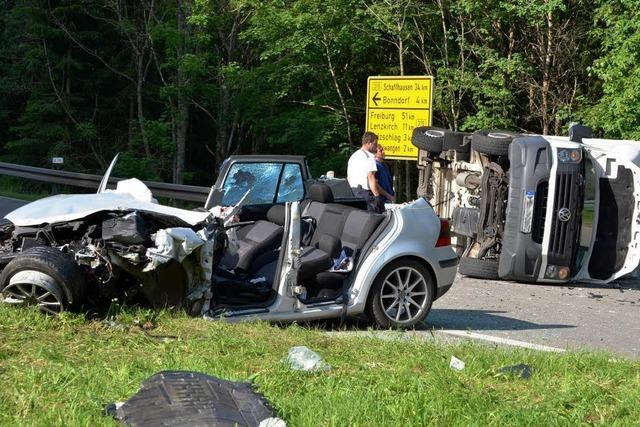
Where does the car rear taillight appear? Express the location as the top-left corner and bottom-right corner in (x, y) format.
(436, 218), (451, 247)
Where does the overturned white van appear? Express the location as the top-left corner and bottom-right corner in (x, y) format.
(412, 124), (640, 284)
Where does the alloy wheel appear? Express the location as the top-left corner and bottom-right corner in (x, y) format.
(1, 270), (65, 315)
(379, 266), (429, 325)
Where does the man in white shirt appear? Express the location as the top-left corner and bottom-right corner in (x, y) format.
(347, 132), (393, 212)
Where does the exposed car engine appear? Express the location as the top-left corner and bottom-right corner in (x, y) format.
(0, 209), (228, 315)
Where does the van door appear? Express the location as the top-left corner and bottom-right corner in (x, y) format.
(577, 139), (640, 283)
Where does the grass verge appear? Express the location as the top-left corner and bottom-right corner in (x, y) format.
(0, 305), (638, 426)
(0, 187), (47, 202)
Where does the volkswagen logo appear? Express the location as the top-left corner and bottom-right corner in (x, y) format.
(558, 207), (571, 222)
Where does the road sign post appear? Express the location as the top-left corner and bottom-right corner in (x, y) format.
(51, 157), (64, 195)
(365, 76), (433, 160)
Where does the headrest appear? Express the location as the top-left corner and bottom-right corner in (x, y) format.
(266, 204), (286, 226)
(309, 183), (334, 203)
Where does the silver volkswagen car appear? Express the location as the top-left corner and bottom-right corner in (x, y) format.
(0, 156), (457, 328)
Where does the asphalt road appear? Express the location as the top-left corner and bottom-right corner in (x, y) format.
(0, 196), (28, 218)
(426, 273), (640, 358)
(1, 196), (638, 358)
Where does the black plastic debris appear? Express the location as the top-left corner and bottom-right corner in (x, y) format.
(497, 364), (532, 379)
(106, 371), (277, 427)
(102, 212), (147, 245)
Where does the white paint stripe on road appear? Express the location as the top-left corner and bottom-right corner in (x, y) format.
(0, 195), (27, 202)
(439, 329), (566, 353)
(327, 329), (567, 353)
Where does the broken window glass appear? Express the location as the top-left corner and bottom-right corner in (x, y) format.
(277, 163), (304, 203)
(221, 163), (282, 205)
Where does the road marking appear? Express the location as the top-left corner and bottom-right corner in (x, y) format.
(439, 329), (566, 353)
(327, 329), (567, 353)
(0, 195), (27, 202)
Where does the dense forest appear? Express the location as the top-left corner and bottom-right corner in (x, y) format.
(0, 0), (638, 198)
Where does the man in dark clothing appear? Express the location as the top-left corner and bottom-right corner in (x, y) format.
(375, 145), (395, 204)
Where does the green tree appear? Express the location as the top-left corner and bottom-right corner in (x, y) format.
(1, 0), (120, 170)
(587, 0), (640, 139)
(0, 0), (615, 191)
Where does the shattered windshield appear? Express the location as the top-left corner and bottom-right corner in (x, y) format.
(222, 163), (281, 205)
(277, 163), (304, 203)
(220, 162), (305, 206)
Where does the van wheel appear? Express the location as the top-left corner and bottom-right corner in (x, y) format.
(0, 247), (86, 314)
(366, 259), (434, 329)
(459, 256), (500, 280)
(471, 130), (519, 157)
(411, 127), (445, 153)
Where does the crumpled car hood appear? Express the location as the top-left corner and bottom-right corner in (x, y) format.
(5, 192), (211, 227)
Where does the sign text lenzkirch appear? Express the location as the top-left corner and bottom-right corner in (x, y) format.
(366, 76), (433, 160)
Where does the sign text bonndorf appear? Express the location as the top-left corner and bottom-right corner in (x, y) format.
(365, 76), (433, 160)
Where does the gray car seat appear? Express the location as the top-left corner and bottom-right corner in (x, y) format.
(222, 205), (286, 271)
(297, 183), (384, 286)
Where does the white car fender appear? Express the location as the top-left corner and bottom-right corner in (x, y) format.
(347, 198), (453, 315)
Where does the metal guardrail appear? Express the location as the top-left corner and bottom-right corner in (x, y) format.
(0, 162), (211, 203)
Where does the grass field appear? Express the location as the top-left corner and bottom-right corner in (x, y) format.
(0, 187), (48, 202)
(0, 177), (53, 202)
(0, 305), (639, 426)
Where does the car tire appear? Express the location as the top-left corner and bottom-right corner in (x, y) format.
(471, 130), (519, 157)
(411, 127), (445, 153)
(0, 247), (86, 314)
(366, 259), (434, 329)
(458, 256), (500, 280)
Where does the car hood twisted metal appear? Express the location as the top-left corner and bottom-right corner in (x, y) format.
(5, 192), (211, 227)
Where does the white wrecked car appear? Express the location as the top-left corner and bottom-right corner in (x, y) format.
(0, 155), (457, 328)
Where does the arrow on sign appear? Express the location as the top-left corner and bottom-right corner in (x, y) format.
(372, 92), (381, 106)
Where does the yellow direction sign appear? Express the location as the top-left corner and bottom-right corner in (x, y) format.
(365, 76), (433, 160)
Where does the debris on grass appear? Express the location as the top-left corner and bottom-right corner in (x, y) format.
(104, 402), (123, 416)
(285, 346), (331, 372)
(106, 371), (278, 427)
(259, 417), (287, 427)
(497, 363), (532, 379)
(143, 333), (178, 343)
(140, 321), (155, 330)
(449, 356), (465, 371)
(103, 320), (127, 331)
